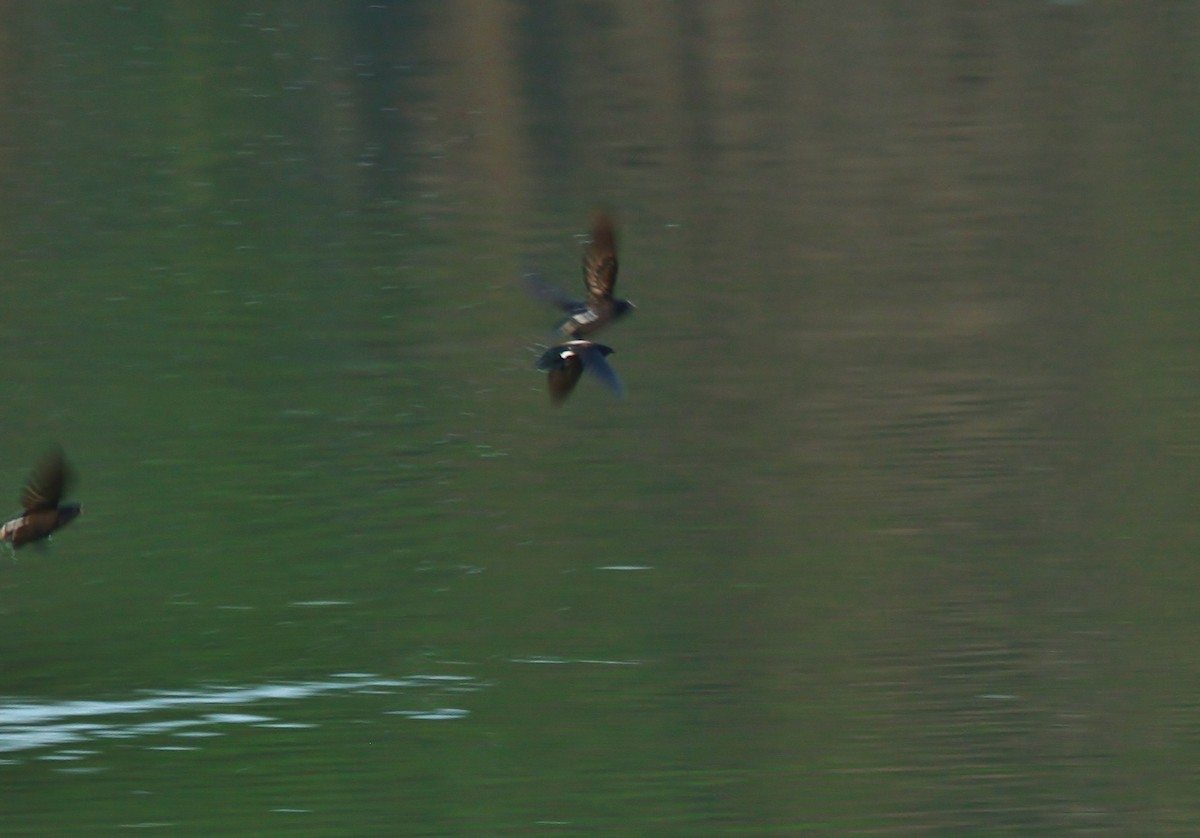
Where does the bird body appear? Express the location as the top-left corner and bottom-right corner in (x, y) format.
(0, 506), (81, 547)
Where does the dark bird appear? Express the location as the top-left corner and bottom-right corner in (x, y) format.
(536, 341), (624, 404)
(524, 212), (635, 339)
(0, 449), (82, 548)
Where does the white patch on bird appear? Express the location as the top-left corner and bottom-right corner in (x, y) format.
(0, 516), (24, 541)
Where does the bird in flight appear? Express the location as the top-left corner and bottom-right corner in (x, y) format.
(0, 448), (82, 549)
(524, 211), (635, 339)
(536, 340), (624, 405)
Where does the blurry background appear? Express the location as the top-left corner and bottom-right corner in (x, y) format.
(1, 1), (1198, 834)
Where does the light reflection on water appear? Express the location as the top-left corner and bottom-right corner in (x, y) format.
(0, 672), (483, 763)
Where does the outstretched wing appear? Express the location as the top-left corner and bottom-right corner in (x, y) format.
(578, 343), (624, 398)
(523, 270), (585, 314)
(582, 213), (618, 304)
(21, 448), (71, 511)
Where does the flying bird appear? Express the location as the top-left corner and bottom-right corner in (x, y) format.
(0, 448), (82, 548)
(524, 211), (635, 339)
(536, 341), (624, 404)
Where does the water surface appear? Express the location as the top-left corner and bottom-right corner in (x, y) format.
(2, 3), (1199, 834)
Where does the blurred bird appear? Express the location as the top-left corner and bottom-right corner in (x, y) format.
(0, 448), (82, 549)
(536, 341), (624, 404)
(524, 211), (635, 339)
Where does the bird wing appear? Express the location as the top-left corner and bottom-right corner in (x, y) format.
(578, 343), (624, 398)
(523, 270), (585, 314)
(21, 448), (70, 511)
(582, 213), (618, 303)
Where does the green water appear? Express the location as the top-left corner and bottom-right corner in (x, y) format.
(1, 3), (1199, 834)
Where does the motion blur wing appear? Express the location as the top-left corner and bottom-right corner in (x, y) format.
(524, 270), (585, 313)
(21, 448), (70, 512)
(577, 342), (624, 399)
(582, 213), (619, 303)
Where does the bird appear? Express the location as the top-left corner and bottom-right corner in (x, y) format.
(536, 341), (624, 404)
(0, 448), (82, 548)
(524, 211), (635, 339)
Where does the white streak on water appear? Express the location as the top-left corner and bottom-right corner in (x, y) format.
(508, 656), (642, 666)
(0, 672), (481, 760)
(385, 708), (470, 720)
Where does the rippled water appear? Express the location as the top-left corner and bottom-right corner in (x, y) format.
(1, 2), (1199, 835)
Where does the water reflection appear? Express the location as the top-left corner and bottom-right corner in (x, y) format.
(0, 672), (483, 763)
